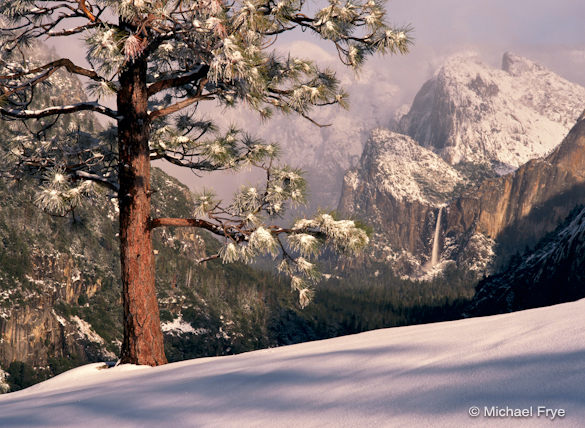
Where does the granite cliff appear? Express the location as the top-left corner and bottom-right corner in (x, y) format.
(467, 203), (585, 316)
(339, 53), (585, 276)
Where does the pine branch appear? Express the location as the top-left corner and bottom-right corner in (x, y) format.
(147, 65), (210, 97)
(48, 22), (103, 37)
(150, 217), (245, 241)
(300, 113), (331, 128)
(150, 153), (215, 171)
(150, 217), (327, 240)
(196, 253), (220, 264)
(73, 170), (119, 193)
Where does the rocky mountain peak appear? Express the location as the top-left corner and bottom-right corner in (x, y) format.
(501, 52), (545, 76)
(351, 129), (462, 206)
(399, 52), (585, 173)
(547, 114), (585, 179)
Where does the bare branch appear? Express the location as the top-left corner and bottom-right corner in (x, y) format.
(150, 217), (238, 239)
(196, 253), (220, 264)
(0, 58), (107, 84)
(150, 217), (325, 242)
(73, 170), (119, 193)
(151, 153), (214, 171)
(0, 102), (118, 120)
(300, 113), (332, 128)
(48, 22), (102, 37)
(149, 94), (213, 119)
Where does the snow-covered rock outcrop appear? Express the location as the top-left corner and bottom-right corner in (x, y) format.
(338, 129), (462, 275)
(342, 129), (463, 207)
(339, 128), (464, 276)
(399, 52), (585, 172)
(442, 113), (585, 266)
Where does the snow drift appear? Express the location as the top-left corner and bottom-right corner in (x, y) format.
(1, 299), (584, 427)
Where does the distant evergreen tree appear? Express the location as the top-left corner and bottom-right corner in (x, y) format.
(0, 0), (410, 365)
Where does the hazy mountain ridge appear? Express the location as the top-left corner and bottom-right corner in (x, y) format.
(203, 41), (402, 212)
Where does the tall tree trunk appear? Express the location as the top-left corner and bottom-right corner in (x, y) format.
(117, 56), (167, 366)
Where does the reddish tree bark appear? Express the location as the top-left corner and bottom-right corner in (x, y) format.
(117, 56), (167, 366)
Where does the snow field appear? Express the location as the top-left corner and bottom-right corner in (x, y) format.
(1, 299), (584, 427)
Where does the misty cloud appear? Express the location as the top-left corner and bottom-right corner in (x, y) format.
(45, 1), (585, 208)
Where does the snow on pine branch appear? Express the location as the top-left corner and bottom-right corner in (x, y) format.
(155, 164), (369, 307)
(204, 213), (369, 308)
(35, 167), (96, 216)
(1, 0), (411, 127)
(149, 123), (279, 172)
(146, 112), (370, 307)
(1, 122), (119, 206)
(1, 0), (399, 307)
(0, 102), (119, 120)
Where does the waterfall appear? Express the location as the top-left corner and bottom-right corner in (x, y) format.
(430, 207), (443, 266)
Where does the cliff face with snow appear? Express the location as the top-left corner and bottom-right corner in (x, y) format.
(441, 114), (585, 271)
(445, 114), (585, 255)
(0, 45), (117, 370)
(344, 129), (463, 207)
(339, 53), (585, 277)
(338, 130), (462, 272)
(467, 205), (585, 316)
(398, 52), (585, 173)
(0, 169), (207, 370)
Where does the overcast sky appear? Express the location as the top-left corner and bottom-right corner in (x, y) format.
(49, 0), (585, 104)
(166, 0), (585, 200)
(282, 0), (585, 101)
(47, 0), (585, 201)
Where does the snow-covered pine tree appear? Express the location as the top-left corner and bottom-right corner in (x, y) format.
(0, 0), (410, 366)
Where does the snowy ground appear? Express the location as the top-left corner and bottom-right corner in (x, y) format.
(1, 300), (584, 427)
